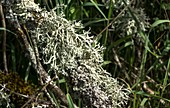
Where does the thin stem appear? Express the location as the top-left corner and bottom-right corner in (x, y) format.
(0, 2), (8, 72)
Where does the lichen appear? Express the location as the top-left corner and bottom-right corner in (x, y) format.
(0, 84), (13, 108)
(10, 0), (130, 107)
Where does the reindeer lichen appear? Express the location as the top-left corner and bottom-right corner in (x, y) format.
(10, 0), (130, 107)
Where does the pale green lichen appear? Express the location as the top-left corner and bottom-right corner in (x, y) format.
(102, 0), (150, 46)
(11, 0), (130, 107)
(0, 84), (12, 108)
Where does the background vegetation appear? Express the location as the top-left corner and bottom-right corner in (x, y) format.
(0, 0), (170, 107)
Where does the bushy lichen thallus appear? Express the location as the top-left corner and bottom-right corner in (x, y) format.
(5, 0), (130, 107)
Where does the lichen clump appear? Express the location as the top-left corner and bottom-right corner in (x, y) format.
(11, 0), (129, 107)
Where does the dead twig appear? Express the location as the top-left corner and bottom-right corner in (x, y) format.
(0, 2), (8, 72)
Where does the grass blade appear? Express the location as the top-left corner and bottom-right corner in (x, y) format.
(90, 0), (107, 20)
(162, 57), (170, 95)
(66, 93), (75, 108)
(151, 20), (170, 28)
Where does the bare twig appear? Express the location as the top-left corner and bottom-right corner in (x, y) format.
(0, 2), (8, 72)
